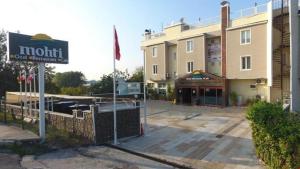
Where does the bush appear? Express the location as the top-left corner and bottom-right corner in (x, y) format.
(147, 87), (159, 100)
(61, 86), (88, 96)
(167, 84), (176, 101)
(247, 101), (300, 169)
(230, 92), (238, 106)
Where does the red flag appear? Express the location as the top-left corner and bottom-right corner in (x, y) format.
(114, 26), (121, 61)
(27, 75), (33, 84)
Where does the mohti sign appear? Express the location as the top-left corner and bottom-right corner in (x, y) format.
(8, 32), (68, 64)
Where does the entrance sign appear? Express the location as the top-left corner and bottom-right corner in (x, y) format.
(7, 32), (69, 143)
(8, 32), (68, 64)
(186, 70), (211, 80)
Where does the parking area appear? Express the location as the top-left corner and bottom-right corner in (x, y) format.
(119, 100), (264, 169)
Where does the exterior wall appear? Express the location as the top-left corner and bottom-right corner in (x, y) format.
(145, 43), (166, 81)
(167, 45), (177, 80)
(230, 13), (268, 28)
(229, 79), (269, 105)
(227, 23), (268, 79)
(177, 36), (205, 77)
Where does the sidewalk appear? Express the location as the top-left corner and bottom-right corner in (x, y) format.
(0, 123), (39, 144)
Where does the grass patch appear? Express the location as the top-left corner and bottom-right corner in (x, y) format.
(0, 143), (52, 157)
(0, 111), (89, 156)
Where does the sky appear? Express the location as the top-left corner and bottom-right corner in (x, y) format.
(0, 0), (269, 80)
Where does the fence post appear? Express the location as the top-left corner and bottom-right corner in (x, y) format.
(3, 96), (7, 124)
(21, 101), (24, 129)
(0, 97), (2, 114)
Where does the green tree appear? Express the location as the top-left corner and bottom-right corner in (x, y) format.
(128, 66), (143, 82)
(89, 75), (113, 94)
(89, 69), (130, 94)
(53, 71), (86, 88)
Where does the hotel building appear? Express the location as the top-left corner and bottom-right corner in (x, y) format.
(141, 0), (300, 112)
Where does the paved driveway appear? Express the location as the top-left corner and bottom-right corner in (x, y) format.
(119, 100), (264, 169)
(21, 146), (173, 169)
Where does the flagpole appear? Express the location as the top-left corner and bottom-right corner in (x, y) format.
(19, 71), (22, 103)
(143, 51), (147, 135)
(24, 70), (28, 111)
(113, 25), (117, 145)
(29, 79), (32, 117)
(33, 69), (37, 117)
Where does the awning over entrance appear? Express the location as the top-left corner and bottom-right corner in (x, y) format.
(175, 70), (227, 106)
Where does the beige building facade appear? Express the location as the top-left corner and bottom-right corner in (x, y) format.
(141, 0), (300, 111)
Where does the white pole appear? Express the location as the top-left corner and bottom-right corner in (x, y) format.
(29, 80), (32, 117)
(113, 26), (118, 145)
(33, 69), (37, 114)
(24, 70), (28, 110)
(19, 71), (22, 103)
(38, 63), (45, 142)
(143, 51), (147, 135)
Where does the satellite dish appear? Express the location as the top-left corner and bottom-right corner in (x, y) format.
(180, 17), (184, 23)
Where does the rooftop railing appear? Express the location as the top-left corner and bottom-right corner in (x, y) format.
(231, 3), (268, 20)
(191, 16), (221, 28)
(272, 0), (289, 9)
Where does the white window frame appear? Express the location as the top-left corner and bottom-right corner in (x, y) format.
(152, 46), (157, 57)
(187, 61), (194, 73)
(186, 39), (194, 53)
(240, 29), (251, 45)
(240, 55), (251, 71)
(152, 64), (158, 75)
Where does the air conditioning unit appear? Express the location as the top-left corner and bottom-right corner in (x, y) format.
(256, 79), (266, 85)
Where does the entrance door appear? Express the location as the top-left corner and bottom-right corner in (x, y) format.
(205, 88), (217, 105)
(199, 87), (223, 106)
(182, 88), (192, 104)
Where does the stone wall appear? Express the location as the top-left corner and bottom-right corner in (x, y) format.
(1, 103), (141, 144)
(2, 104), (95, 142)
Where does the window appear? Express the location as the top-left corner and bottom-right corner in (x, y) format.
(186, 40), (193, 53)
(241, 30), (251, 44)
(158, 83), (166, 89)
(187, 62), (194, 73)
(153, 65), (158, 74)
(241, 56), (251, 70)
(152, 47), (157, 57)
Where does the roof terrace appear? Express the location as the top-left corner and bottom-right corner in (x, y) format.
(144, 0), (299, 41)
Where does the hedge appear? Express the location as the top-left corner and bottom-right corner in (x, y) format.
(247, 101), (300, 169)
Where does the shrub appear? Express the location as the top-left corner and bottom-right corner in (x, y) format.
(167, 84), (176, 101)
(229, 92), (238, 106)
(61, 86), (88, 96)
(247, 101), (300, 169)
(147, 87), (159, 100)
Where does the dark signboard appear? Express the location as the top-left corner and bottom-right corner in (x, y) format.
(8, 32), (68, 64)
